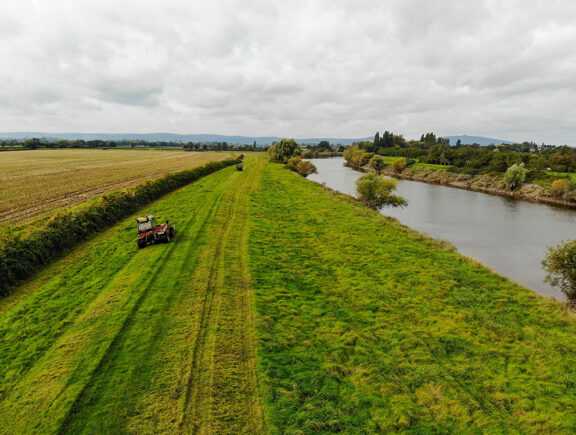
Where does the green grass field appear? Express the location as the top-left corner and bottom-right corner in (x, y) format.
(1, 155), (576, 433)
(379, 156), (450, 171)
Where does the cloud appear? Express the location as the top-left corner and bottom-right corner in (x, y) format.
(0, 0), (575, 144)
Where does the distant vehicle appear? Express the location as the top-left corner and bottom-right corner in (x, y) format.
(237, 163), (243, 171)
(136, 215), (175, 249)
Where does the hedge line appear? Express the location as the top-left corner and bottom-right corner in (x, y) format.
(0, 157), (240, 297)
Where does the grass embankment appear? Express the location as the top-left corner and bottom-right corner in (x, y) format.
(0, 156), (263, 433)
(249, 163), (576, 432)
(0, 149), (231, 226)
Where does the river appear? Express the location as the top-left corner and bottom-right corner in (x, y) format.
(308, 157), (576, 300)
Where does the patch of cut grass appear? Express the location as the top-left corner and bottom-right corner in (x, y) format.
(0, 156), (263, 433)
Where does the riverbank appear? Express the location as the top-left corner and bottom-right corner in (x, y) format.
(251, 163), (576, 432)
(373, 164), (576, 209)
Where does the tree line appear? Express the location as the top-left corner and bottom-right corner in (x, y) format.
(0, 138), (266, 151)
(357, 131), (576, 175)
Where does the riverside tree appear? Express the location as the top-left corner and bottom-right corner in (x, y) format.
(268, 138), (301, 163)
(369, 155), (387, 174)
(356, 173), (407, 209)
(543, 240), (576, 302)
(503, 163), (527, 189)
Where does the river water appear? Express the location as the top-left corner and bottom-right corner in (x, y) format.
(308, 157), (576, 300)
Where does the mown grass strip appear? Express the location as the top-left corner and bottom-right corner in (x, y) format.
(177, 155), (265, 434)
(0, 156), (263, 434)
(248, 163), (576, 433)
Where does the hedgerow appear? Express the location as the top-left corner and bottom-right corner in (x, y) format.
(0, 157), (240, 297)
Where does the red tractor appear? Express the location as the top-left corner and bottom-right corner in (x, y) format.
(136, 215), (176, 249)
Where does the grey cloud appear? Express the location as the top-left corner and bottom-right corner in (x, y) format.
(0, 0), (575, 143)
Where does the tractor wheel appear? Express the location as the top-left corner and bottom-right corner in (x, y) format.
(138, 240), (146, 249)
(170, 227), (176, 237)
(164, 233), (171, 243)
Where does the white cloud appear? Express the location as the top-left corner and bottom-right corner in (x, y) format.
(0, 0), (575, 143)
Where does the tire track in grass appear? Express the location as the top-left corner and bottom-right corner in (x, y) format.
(178, 157), (264, 433)
(177, 177), (245, 430)
(58, 177), (234, 434)
(206, 161), (264, 433)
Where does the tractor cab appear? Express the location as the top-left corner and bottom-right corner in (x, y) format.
(136, 215), (159, 233)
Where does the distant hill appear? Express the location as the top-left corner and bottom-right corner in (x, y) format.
(445, 135), (516, 146)
(0, 132), (519, 146)
(0, 132), (370, 146)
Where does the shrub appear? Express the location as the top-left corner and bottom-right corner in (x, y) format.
(362, 152), (375, 166)
(369, 155), (387, 174)
(550, 179), (568, 197)
(405, 158), (416, 167)
(563, 178), (576, 201)
(284, 157), (317, 177)
(0, 158), (240, 297)
(543, 240), (576, 301)
(301, 150), (314, 159)
(296, 160), (318, 177)
(356, 173), (407, 209)
(503, 163), (527, 190)
(284, 156), (302, 172)
(390, 157), (408, 173)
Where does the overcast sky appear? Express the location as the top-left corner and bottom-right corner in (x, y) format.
(1, 0), (575, 144)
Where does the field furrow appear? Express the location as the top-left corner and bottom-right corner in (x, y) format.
(0, 149), (231, 226)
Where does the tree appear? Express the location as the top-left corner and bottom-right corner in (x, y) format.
(356, 173), (407, 209)
(25, 138), (40, 149)
(381, 131), (394, 148)
(369, 155), (387, 174)
(543, 240), (576, 301)
(268, 138), (301, 162)
(503, 163), (527, 189)
(343, 145), (368, 167)
(393, 134), (406, 148)
(422, 132), (437, 146)
(373, 132), (380, 150)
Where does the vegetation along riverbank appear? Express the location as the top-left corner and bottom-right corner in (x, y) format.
(343, 136), (576, 208)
